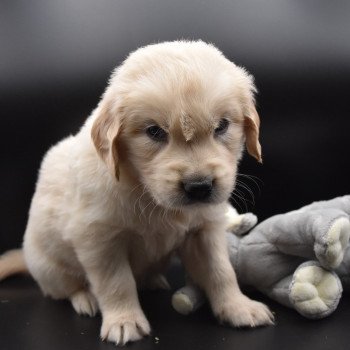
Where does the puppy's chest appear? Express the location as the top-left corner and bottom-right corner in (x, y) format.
(127, 219), (190, 276)
(124, 203), (208, 274)
(130, 224), (186, 260)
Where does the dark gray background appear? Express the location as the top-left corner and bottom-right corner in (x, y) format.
(1, 0), (350, 250)
(1, 1), (350, 349)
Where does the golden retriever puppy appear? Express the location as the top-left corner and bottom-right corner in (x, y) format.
(0, 40), (273, 345)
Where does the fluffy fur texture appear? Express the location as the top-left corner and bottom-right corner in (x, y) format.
(0, 40), (273, 345)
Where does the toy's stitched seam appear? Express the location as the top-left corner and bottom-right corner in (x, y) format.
(265, 274), (293, 292)
(233, 238), (241, 281)
(272, 286), (290, 295)
(244, 241), (310, 247)
(320, 215), (348, 245)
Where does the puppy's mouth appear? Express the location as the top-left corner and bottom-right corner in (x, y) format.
(181, 196), (215, 206)
(169, 191), (224, 209)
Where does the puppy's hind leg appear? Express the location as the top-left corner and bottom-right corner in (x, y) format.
(29, 252), (98, 316)
(70, 289), (99, 317)
(32, 256), (98, 317)
(23, 236), (97, 316)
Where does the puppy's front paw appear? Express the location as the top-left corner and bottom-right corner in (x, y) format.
(101, 310), (151, 346)
(214, 295), (274, 328)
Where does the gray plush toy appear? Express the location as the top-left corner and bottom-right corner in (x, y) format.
(172, 196), (350, 319)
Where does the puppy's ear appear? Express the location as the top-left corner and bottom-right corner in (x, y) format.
(91, 101), (121, 180)
(244, 106), (262, 163)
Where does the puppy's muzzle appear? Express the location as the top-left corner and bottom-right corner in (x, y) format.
(181, 177), (213, 203)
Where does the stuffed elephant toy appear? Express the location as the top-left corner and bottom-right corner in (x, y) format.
(172, 196), (350, 319)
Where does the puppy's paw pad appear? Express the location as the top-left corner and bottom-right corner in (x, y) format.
(70, 290), (98, 317)
(290, 265), (342, 318)
(215, 296), (274, 328)
(317, 217), (350, 269)
(101, 312), (151, 345)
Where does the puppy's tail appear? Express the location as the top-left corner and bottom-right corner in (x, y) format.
(0, 249), (28, 281)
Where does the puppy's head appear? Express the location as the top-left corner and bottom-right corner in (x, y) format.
(92, 41), (261, 208)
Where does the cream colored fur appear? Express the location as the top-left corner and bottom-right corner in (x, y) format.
(0, 249), (27, 280)
(0, 40), (273, 345)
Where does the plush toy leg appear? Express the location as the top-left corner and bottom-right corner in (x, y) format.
(335, 245), (350, 292)
(314, 216), (350, 269)
(289, 262), (342, 319)
(172, 285), (205, 315)
(225, 204), (257, 236)
(267, 261), (342, 319)
(264, 209), (350, 269)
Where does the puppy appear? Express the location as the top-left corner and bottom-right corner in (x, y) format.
(0, 40), (273, 345)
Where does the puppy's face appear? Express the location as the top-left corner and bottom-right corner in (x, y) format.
(92, 41), (261, 209)
(119, 92), (245, 208)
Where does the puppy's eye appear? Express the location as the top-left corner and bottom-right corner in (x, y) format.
(214, 118), (229, 136)
(146, 125), (168, 142)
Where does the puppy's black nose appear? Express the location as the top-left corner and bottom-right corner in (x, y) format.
(182, 178), (213, 201)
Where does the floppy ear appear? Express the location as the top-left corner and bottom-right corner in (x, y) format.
(244, 106), (262, 163)
(91, 101), (121, 180)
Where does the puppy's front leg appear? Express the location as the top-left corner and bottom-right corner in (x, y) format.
(75, 233), (150, 345)
(180, 222), (274, 327)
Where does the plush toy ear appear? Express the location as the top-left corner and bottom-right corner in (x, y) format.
(91, 100), (121, 180)
(244, 106), (262, 163)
